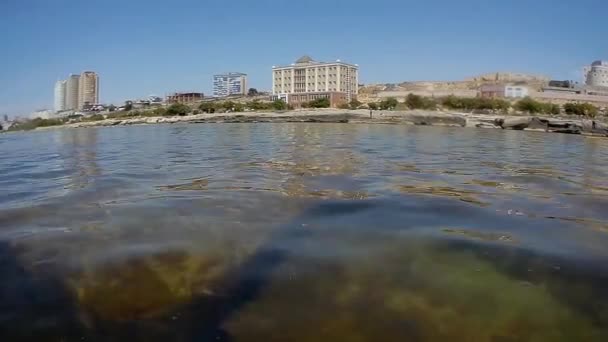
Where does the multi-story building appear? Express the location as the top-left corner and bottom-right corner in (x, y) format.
(505, 85), (529, 98)
(584, 60), (608, 88)
(54, 80), (67, 112)
(479, 84), (529, 98)
(213, 72), (248, 97)
(166, 92), (204, 104)
(272, 56), (359, 107)
(78, 71), (99, 109)
(65, 74), (80, 110)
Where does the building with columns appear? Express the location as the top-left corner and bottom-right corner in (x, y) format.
(272, 56), (359, 107)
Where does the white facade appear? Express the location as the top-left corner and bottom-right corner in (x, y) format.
(213, 72), (247, 97)
(54, 80), (67, 112)
(585, 60), (608, 87)
(505, 85), (529, 98)
(272, 56), (359, 101)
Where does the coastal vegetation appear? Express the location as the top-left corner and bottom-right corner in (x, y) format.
(5, 94), (603, 133)
(564, 102), (599, 117)
(441, 95), (510, 112)
(514, 97), (560, 115)
(302, 98), (330, 108)
(369, 94), (601, 117)
(199, 99), (289, 113)
(7, 117), (67, 131)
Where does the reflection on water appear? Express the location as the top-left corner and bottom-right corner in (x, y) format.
(1, 124), (608, 341)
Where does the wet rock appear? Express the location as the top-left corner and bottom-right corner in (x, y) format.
(496, 118), (532, 130)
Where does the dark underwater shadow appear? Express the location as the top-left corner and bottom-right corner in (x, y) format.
(0, 242), (87, 341)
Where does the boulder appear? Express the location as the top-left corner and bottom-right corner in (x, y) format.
(496, 117), (531, 130)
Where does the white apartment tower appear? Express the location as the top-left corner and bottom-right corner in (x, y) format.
(213, 72), (248, 97)
(272, 56), (359, 101)
(54, 80), (67, 112)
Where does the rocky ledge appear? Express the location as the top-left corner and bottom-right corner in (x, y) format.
(53, 109), (607, 137)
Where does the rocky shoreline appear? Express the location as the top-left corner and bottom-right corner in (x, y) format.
(42, 109), (608, 137)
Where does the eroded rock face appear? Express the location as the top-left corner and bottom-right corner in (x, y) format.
(494, 117), (608, 136)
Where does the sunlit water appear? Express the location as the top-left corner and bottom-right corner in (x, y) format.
(1, 123), (608, 341)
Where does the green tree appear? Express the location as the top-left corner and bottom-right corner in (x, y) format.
(564, 103), (598, 117)
(307, 97), (330, 108)
(349, 99), (362, 109)
(368, 103), (378, 110)
(380, 97), (399, 110)
(165, 103), (191, 116)
(405, 94), (436, 110)
(247, 88), (259, 96)
(124, 102), (133, 112)
(515, 97), (544, 114)
(272, 99), (288, 111)
(199, 102), (216, 113)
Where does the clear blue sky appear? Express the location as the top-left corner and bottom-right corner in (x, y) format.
(1, 0), (606, 116)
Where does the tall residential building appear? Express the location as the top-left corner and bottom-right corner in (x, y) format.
(213, 72), (248, 97)
(65, 74), (80, 110)
(54, 80), (67, 112)
(584, 60), (608, 88)
(78, 71), (99, 109)
(272, 56), (359, 106)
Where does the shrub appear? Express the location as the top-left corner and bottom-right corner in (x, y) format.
(368, 103), (378, 110)
(515, 97), (545, 113)
(337, 103), (350, 109)
(199, 102), (216, 113)
(379, 97), (399, 110)
(349, 99), (362, 109)
(306, 97), (330, 108)
(272, 99), (288, 111)
(246, 100), (273, 111)
(84, 114), (105, 121)
(165, 103), (191, 116)
(405, 94), (437, 110)
(8, 117), (66, 131)
(564, 103), (598, 117)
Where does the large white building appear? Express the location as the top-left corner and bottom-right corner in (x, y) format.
(54, 80), (67, 112)
(213, 72), (247, 97)
(504, 85), (529, 98)
(272, 56), (359, 102)
(584, 60), (608, 88)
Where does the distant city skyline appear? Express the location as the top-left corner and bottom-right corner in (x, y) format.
(1, 0), (607, 116)
(53, 71), (99, 113)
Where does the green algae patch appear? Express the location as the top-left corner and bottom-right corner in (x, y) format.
(441, 228), (518, 243)
(71, 250), (231, 321)
(157, 178), (209, 191)
(224, 242), (606, 342)
(397, 184), (489, 207)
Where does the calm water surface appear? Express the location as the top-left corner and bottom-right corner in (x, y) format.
(1, 123), (608, 341)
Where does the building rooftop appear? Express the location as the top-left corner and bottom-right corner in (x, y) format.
(273, 56), (358, 69)
(295, 55), (314, 64)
